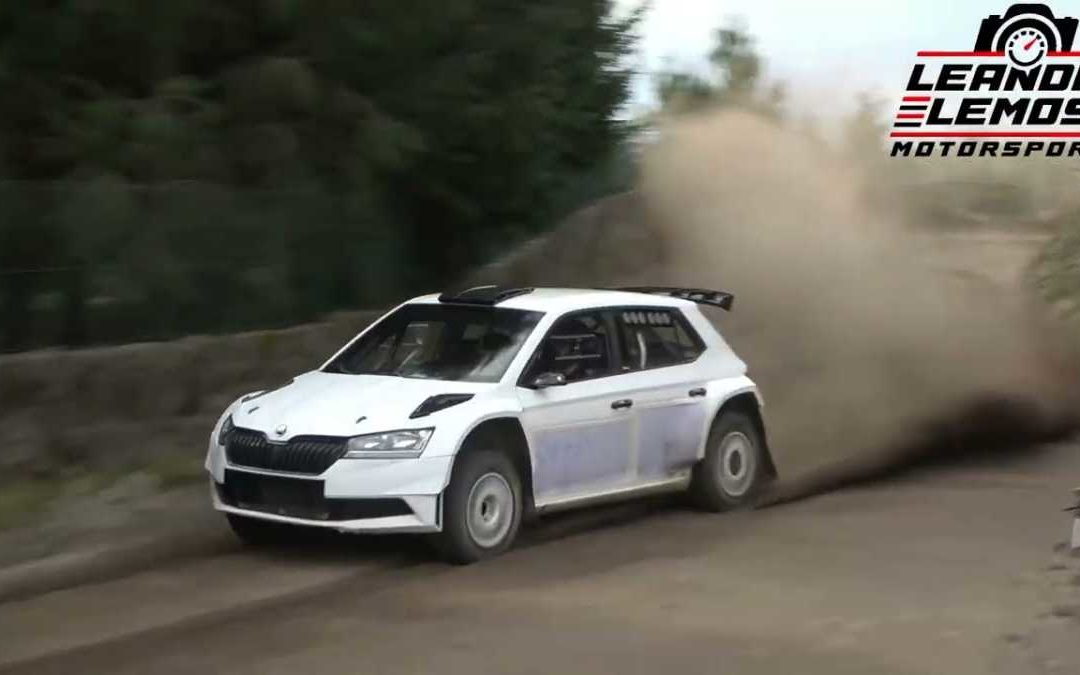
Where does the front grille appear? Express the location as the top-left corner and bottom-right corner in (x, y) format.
(225, 427), (347, 475)
(219, 470), (413, 521)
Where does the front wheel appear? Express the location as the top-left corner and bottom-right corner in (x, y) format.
(689, 409), (766, 511)
(435, 449), (523, 564)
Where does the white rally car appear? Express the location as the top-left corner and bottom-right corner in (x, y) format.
(206, 286), (775, 563)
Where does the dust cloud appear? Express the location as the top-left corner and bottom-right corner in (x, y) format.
(464, 107), (1079, 496)
(638, 110), (1080, 497)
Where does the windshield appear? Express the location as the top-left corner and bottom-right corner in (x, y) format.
(323, 304), (544, 382)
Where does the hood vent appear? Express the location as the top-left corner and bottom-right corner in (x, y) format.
(410, 394), (475, 419)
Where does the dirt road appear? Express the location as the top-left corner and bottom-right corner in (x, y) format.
(1, 438), (1077, 675)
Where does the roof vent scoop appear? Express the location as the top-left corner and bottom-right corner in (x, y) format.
(437, 286), (534, 305)
(410, 394), (475, 419)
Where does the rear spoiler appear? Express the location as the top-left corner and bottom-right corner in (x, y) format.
(615, 287), (735, 312)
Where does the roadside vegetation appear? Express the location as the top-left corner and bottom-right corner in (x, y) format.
(0, 1), (642, 351)
(3, 6), (1076, 352)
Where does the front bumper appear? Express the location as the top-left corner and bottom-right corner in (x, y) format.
(206, 444), (454, 533)
(211, 477), (441, 533)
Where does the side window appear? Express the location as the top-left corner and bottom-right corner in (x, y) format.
(616, 308), (704, 372)
(527, 311), (612, 384)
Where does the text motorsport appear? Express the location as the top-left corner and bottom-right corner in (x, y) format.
(891, 3), (1080, 159)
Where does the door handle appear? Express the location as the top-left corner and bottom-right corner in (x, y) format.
(611, 399), (634, 410)
(689, 388), (707, 398)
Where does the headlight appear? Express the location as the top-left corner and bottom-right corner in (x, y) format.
(344, 428), (434, 459)
(217, 414), (234, 446)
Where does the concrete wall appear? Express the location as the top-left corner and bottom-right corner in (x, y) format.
(0, 312), (380, 477)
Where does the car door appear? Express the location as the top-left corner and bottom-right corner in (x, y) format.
(612, 307), (710, 483)
(517, 309), (635, 505)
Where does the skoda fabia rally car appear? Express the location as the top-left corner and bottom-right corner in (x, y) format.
(206, 286), (776, 563)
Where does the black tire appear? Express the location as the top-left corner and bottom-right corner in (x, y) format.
(435, 448), (523, 564)
(226, 513), (300, 548)
(689, 409), (766, 511)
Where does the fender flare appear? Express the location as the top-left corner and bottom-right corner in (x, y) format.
(707, 386), (777, 479)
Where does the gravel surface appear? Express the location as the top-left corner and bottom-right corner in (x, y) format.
(1, 439), (1077, 675)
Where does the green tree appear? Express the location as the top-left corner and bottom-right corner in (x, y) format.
(655, 69), (714, 111)
(709, 20), (761, 95)
(0, 0), (643, 350)
(655, 18), (783, 118)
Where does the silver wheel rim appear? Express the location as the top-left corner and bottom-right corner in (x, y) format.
(717, 431), (756, 497)
(465, 472), (514, 549)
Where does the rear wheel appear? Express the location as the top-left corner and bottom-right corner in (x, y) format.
(689, 409), (766, 511)
(435, 448), (523, 564)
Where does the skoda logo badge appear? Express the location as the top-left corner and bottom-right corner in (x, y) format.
(275, 424), (287, 437)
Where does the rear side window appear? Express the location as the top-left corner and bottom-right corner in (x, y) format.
(616, 308), (704, 372)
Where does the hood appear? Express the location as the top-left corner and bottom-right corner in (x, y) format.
(234, 371), (495, 439)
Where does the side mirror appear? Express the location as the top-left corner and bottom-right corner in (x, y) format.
(530, 372), (567, 389)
